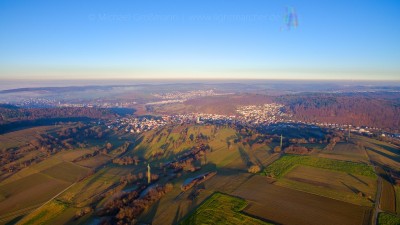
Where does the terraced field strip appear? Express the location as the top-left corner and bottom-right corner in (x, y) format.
(264, 154), (376, 179)
(377, 167), (396, 213)
(233, 175), (372, 225)
(0, 204), (41, 224)
(276, 165), (376, 206)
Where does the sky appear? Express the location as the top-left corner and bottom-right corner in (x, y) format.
(0, 0), (399, 80)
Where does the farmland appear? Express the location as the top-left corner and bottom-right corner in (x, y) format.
(358, 136), (400, 170)
(275, 165), (376, 206)
(17, 200), (67, 225)
(396, 186), (400, 214)
(179, 192), (271, 225)
(0, 154), (91, 216)
(263, 154), (376, 178)
(232, 175), (372, 225)
(376, 167), (396, 213)
(318, 142), (369, 163)
(1, 121), (398, 225)
(378, 213), (400, 225)
(0, 173), (69, 216)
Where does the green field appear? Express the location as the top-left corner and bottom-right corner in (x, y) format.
(17, 200), (67, 225)
(179, 192), (271, 225)
(378, 213), (400, 225)
(264, 154), (376, 178)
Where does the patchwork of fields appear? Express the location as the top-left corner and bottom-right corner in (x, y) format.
(0, 159), (90, 216)
(1, 123), (399, 225)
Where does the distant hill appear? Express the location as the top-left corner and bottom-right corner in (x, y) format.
(0, 104), (19, 109)
(277, 92), (400, 132)
(0, 106), (116, 127)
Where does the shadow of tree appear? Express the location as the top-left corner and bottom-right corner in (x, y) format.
(238, 147), (252, 167)
(347, 173), (368, 186)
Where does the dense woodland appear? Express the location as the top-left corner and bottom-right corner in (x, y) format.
(0, 105), (115, 124)
(277, 93), (400, 132)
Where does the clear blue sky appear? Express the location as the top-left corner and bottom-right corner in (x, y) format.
(0, 0), (399, 80)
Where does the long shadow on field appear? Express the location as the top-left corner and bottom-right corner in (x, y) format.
(172, 204), (183, 225)
(5, 215), (24, 225)
(142, 199), (161, 224)
(241, 210), (283, 225)
(238, 147), (252, 167)
(340, 181), (360, 194)
(347, 173), (369, 186)
(375, 143), (400, 155)
(368, 147), (400, 162)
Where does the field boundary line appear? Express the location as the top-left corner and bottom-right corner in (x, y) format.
(15, 182), (76, 225)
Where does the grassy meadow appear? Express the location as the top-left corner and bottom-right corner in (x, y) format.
(378, 213), (400, 225)
(264, 154), (376, 178)
(179, 192), (271, 225)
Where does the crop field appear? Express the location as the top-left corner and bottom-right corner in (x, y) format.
(358, 136), (400, 170)
(41, 161), (90, 183)
(378, 213), (400, 225)
(318, 142), (369, 163)
(140, 171), (256, 225)
(380, 177), (396, 213)
(0, 173), (69, 216)
(179, 192), (271, 225)
(0, 150), (92, 224)
(1, 149), (91, 184)
(232, 175), (372, 225)
(17, 200), (67, 225)
(396, 186), (400, 214)
(74, 154), (111, 168)
(264, 154), (376, 178)
(275, 165), (376, 206)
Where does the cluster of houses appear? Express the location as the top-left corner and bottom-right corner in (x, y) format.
(106, 117), (167, 133)
(103, 103), (398, 139)
(236, 103), (289, 125)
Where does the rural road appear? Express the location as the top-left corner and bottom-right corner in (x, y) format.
(0, 182), (76, 224)
(364, 146), (383, 225)
(371, 169), (383, 225)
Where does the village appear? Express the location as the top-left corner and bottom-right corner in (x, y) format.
(102, 103), (394, 138)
